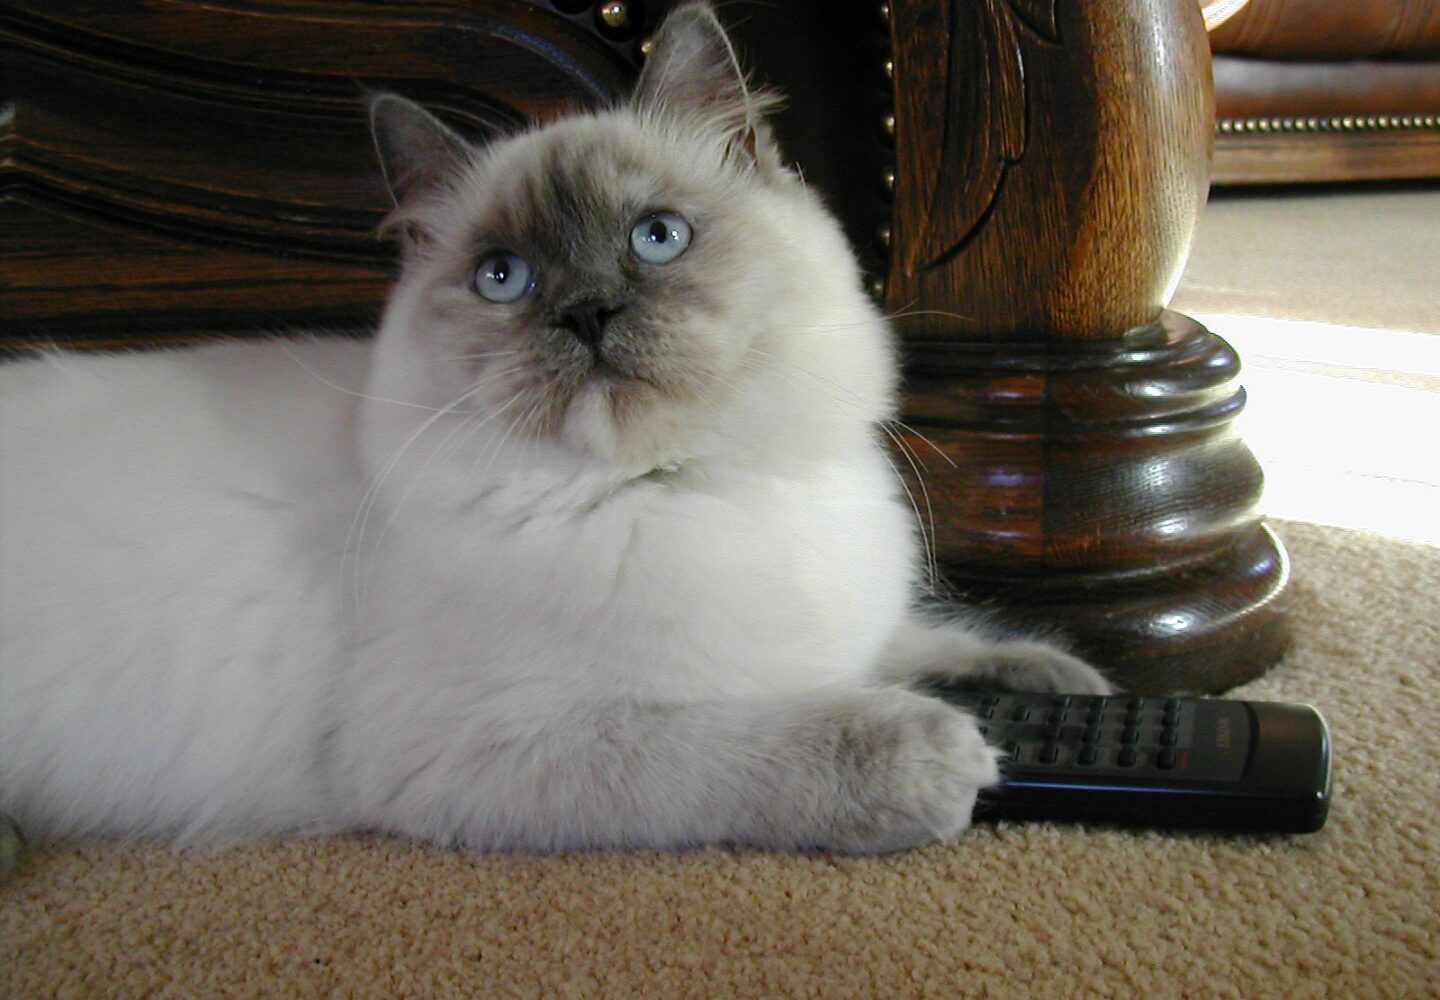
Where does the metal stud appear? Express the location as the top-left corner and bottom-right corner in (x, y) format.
(882, 112), (896, 139)
(876, 223), (891, 248)
(882, 167), (896, 195)
(599, 1), (629, 28)
(594, 0), (640, 41)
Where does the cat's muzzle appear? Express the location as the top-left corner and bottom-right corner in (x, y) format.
(557, 297), (627, 351)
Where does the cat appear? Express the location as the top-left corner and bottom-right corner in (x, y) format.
(0, 1), (1109, 858)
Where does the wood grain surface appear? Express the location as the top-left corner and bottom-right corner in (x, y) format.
(0, 0), (638, 346)
(884, 0), (1287, 691)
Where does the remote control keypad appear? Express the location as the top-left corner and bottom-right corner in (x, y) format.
(939, 692), (1250, 782)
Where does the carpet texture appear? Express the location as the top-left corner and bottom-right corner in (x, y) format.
(1171, 187), (1440, 335)
(4, 520), (1438, 999)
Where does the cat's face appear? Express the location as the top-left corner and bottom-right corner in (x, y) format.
(366, 3), (894, 473)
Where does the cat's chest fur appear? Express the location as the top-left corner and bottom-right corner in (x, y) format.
(353, 417), (916, 707)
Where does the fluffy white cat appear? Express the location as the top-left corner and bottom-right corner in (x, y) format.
(0, 2), (1107, 856)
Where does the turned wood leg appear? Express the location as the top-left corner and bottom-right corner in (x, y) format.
(883, 0), (1288, 692)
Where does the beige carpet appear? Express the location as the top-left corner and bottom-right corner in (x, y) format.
(1172, 186), (1440, 335)
(1173, 186), (1440, 548)
(4, 519), (1439, 998)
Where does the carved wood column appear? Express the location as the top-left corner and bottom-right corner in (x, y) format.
(884, 0), (1289, 692)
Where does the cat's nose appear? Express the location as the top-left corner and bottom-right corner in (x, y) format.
(557, 298), (624, 349)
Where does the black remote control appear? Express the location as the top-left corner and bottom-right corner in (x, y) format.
(930, 689), (1332, 833)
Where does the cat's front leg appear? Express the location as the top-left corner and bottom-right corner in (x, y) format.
(348, 687), (999, 855)
(736, 687), (1002, 853)
(874, 618), (1114, 695)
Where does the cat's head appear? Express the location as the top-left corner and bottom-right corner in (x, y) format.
(365, 1), (895, 476)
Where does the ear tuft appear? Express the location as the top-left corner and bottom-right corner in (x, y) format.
(632, 2), (781, 161)
(368, 92), (472, 207)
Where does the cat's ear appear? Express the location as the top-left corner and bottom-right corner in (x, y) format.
(368, 92), (472, 207)
(633, 2), (782, 168)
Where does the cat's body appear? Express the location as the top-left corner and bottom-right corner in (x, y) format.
(0, 2), (1107, 855)
(1, 339), (365, 842)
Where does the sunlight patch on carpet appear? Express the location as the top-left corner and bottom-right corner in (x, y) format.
(1197, 313), (1440, 547)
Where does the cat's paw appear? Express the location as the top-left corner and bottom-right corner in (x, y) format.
(958, 640), (1115, 696)
(884, 625), (1114, 697)
(816, 690), (1000, 854)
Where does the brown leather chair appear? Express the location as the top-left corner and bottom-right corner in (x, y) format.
(1209, 0), (1440, 182)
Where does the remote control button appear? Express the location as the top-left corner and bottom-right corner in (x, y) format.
(1127, 696), (1145, 713)
(1078, 746), (1099, 766)
(1002, 741), (1020, 761)
(1044, 724), (1063, 743)
(1124, 710), (1143, 728)
(1081, 725), (1100, 745)
(1011, 705), (1031, 722)
(1159, 727), (1178, 747)
(1157, 748), (1178, 769)
(1163, 698), (1181, 713)
(1047, 705), (1068, 725)
(1118, 746), (1138, 767)
(1039, 744), (1059, 764)
(979, 705), (996, 719)
(1122, 725), (1140, 745)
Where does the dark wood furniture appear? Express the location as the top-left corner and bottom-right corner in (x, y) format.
(0, 0), (1287, 692)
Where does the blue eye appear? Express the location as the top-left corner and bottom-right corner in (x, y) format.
(629, 212), (692, 265)
(474, 253), (534, 303)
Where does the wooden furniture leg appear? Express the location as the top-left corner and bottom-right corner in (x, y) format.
(883, 0), (1289, 692)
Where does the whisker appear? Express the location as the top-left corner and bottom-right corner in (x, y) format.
(410, 350), (523, 366)
(344, 391), (471, 617)
(780, 306), (975, 338)
(882, 305), (975, 325)
(344, 366), (525, 614)
(516, 399), (547, 454)
(360, 388), (528, 599)
(744, 346), (959, 472)
(883, 418), (957, 470)
(881, 422), (940, 590)
(281, 343), (457, 413)
(738, 347), (946, 589)
(470, 390), (531, 482)
(877, 436), (940, 592)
